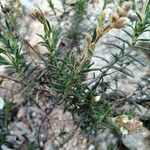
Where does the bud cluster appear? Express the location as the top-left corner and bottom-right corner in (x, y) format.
(110, 1), (132, 29)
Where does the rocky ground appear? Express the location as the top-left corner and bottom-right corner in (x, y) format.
(0, 0), (150, 150)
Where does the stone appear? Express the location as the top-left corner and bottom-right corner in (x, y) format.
(13, 94), (24, 104)
(88, 26), (148, 94)
(122, 127), (150, 150)
(134, 104), (150, 120)
(0, 66), (6, 75)
(96, 129), (118, 150)
(7, 122), (31, 148)
(88, 144), (95, 150)
(17, 107), (25, 120)
(20, 0), (36, 12)
(44, 140), (56, 150)
(1, 145), (14, 150)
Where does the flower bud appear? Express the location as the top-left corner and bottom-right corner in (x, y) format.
(117, 6), (126, 17)
(93, 96), (101, 102)
(115, 17), (126, 28)
(111, 12), (119, 22)
(85, 33), (92, 43)
(122, 1), (132, 12)
(89, 42), (96, 51)
(32, 10), (44, 23)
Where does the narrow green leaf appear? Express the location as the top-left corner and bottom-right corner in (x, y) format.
(0, 55), (9, 65)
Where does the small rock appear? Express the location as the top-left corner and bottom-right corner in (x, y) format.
(17, 107), (25, 120)
(20, 0), (36, 12)
(122, 127), (150, 150)
(7, 122), (31, 148)
(0, 66), (5, 75)
(1, 145), (14, 150)
(44, 140), (55, 150)
(40, 141), (44, 147)
(13, 94), (24, 104)
(134, 104), (150, 119)
(88, 144), (95, 150)
(32, 112), (37, 117)
(96, 129), (118, 150)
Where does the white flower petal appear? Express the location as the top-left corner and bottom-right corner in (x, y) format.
(0, 97), (4, 109)
(94, 96), (101, 102)
(122, 118), (129, 123)
(120, 127), (128, 135)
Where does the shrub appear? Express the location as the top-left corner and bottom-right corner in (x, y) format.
(0, 0), (149, 147)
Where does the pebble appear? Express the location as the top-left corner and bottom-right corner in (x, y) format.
(44, 140), (55, 150)
(1, 145), (14, 150)
(122, 128), (150, 150)
(40, 141), (44, 147)
(32, 112), (37, 117)
(40, 134), (45, 140)
(17, 107), (25, 120)
(88, 144), (95, 150)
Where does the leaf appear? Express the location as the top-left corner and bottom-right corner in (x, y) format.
(0, 34), (9, 47)
(122, 29), (133, 38)
(112, 66), (134, 78)
(137, 38), (150, 41)
(93, 56), (109, 63)
(127, 24), (135, 30)
(97, 11), (106, 28)
(114, 36), (131, 47)
(47, 0), (54, 10)
(0, 48), (6, 53)
(103, 42), (125, 51)
(134, 45), (150, 53)
(142, 29), (150, 33)
(127, 53), (145, 66)
(135, 12), (142, 21)
(0, 55), (9, 65)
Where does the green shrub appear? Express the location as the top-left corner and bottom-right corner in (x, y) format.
(0, 0), (149, 146)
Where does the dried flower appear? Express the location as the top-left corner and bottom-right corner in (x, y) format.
(115, 17), (127, 28)
(111, 115), (143, 135)
(111, 12), (120, 22)
(120, 127), (128, 135)
(122, 1), (132, 12)
(117, 6), (126, 17)
(126, 117), (143, 132)
(32, 10), (44, 23)
(90, 96), (101, 106)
